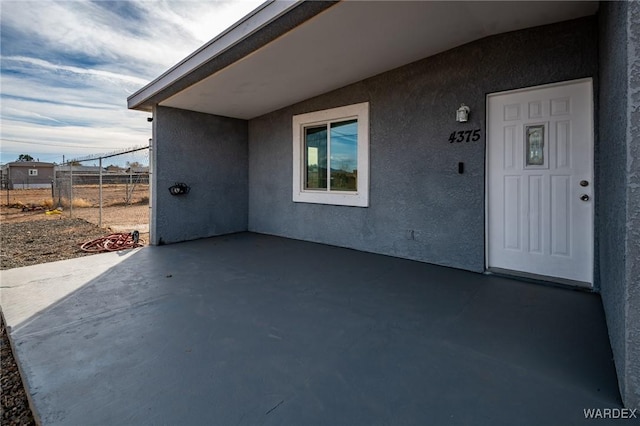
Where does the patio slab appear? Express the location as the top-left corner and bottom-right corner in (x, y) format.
(0, 232), (622, 425)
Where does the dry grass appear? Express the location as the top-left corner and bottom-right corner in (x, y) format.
(1, 185), (149, 208)
(69, 198), (92, 208)
(8, 197), (93, 209)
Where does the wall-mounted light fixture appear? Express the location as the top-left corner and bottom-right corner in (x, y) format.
(169, 182), (190, 196)
(456, 104), (470, 122)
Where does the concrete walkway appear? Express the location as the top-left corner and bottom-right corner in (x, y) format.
(0, 233), (622, 425)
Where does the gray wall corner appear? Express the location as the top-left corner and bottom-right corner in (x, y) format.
(598, 0), (640, 410)
(625, 0), (640, 410)
(152, 106), (248, 244)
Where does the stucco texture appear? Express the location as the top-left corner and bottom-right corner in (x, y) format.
(152, 106), (248, 244)
(598, 0), (640, 409)
(248, 17), (598, 273)
(624, 0), (640, 410)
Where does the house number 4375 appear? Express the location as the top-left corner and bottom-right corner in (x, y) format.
(448, 129), (481, 143)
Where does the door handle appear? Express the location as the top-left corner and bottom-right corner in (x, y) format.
(581, 194), (590, 202)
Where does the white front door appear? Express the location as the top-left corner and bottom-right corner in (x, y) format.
(486, 79), (594, 286)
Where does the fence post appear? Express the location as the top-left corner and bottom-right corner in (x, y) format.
(99, 157), (103, 227)
(56, 170), (62, 208)
(69, 164), (73, 218)
(5, 167), (9, 205)
(129, 168), (133, 205)
(148, 138), (153, 245)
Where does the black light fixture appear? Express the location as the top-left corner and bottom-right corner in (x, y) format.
(169, 182), (190, 196)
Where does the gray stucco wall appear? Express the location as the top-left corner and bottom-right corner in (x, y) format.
(152, 106), (248, 244)
(628, 0), (640, 409)
(248, 17), (598, 273)
(598, 0), (640, 409)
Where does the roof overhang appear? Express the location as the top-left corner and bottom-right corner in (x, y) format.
(128, 0), (599, 120)
(6, 162), (55, 167)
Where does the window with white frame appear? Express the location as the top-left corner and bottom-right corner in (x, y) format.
(28, 169), (38, 176)
(292, 102), (369, 207)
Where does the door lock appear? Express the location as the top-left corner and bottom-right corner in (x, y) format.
(580, 194), (590, 202)
(580, 180), (589, 187)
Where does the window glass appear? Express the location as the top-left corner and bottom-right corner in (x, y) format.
(292, 102), (369, 207)
(330, 119), (357, 191)
(526, 125), (545, 166)
(305, 126), (327, 190)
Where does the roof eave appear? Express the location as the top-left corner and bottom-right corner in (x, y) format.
(127, 0), (338, 112)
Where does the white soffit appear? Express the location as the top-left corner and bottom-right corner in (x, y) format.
(160, 1), (598, 120)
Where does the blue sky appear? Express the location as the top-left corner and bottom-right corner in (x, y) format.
(0, 0), (262, 165)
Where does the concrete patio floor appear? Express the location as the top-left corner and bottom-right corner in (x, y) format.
(0, 232), (622, 425)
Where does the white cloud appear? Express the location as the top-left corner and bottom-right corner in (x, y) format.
(0, 0), (262, 164)
(1, 117), (150, 161)
(3, 56), (150, 86)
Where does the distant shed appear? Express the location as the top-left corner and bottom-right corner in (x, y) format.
(1, 161), (55, 189)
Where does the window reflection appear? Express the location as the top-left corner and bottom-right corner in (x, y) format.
(305, 126), (327, 190)
(304, 119), (357, 192)
(330, 119), (357, 191)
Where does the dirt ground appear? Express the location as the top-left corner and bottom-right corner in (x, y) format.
(1, 316), (36, 426)
(1, 187), (150, 424)
(1, 187), (150, 244)
(0, 215), (113, 269)
(1, 185), (149, 208)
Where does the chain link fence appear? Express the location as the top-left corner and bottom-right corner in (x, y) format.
(52, 147), (150, 235)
